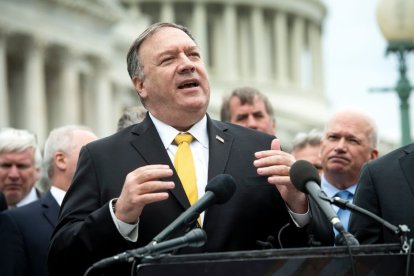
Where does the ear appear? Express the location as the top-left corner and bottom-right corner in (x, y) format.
(370, 148), (379, 160)
(55, 152), (67, 171)
(132, 77), (148, 99)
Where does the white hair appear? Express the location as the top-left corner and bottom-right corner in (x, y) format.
(0, 127), (42, 167)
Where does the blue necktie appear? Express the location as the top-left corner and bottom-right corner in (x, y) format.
(335, 190), (353, 232)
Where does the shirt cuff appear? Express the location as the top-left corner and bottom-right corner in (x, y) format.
(109, 198), (139, 242)
(286, 202), (311, 227)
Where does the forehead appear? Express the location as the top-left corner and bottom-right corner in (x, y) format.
(140, 27), (196, 57)
(0, 148), (35, 163)
(326, 114), (372, 136)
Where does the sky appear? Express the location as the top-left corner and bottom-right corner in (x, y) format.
(322, 0), (414, 146)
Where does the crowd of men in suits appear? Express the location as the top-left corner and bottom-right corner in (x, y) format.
(1, 22), (413, 276)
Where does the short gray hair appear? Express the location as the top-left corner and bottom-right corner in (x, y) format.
(0, 127), (41, 168)
(220, 86), (275, 122)
(291, 129), (323, 152)
(117, 106), (147, 131)
(43, 125), (94, 179)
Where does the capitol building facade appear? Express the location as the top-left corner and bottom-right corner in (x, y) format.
(0, 0), (327, 149)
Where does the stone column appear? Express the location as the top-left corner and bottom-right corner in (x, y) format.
(55, 48), (81, 127)
(23, 37), (47, 144)
(91, 57), (113, 137)
(238, 16), (250, 78)
(160, 1), (175, 23)
(251, 7), (266, 81)
(211, 14), (224, 76)
(192, 2), (209, 65)
(274, 11), (288, 86)
(290, 16), (305, 87)
(223, 3), (237, 81)
(0, 31), (9, 126)
(309, 22), (324, 93)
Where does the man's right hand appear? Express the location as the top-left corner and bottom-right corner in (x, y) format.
(114, 164), (175, 224)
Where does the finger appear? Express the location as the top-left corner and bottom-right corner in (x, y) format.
(135, 180), (175, 195)
(129, 165), (173, 183)
(257, 164), (290, 176)
(271, 138), (281, 151)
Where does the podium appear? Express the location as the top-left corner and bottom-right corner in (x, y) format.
(135, 244), (413, 275)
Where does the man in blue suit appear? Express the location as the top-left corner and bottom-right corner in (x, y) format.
(0, 125), (97, 276)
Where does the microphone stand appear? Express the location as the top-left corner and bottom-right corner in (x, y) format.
(84, 228), (207, 276)
(321, 194), (411, 253)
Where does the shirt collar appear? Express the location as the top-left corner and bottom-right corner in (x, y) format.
(16, 187), (39, 207)
(320, 175), (357, 198)
(149, 112), (209, 149)
(50, 186), (66, 206)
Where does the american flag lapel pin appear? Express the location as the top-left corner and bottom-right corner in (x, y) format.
(216, 135), (224, 143)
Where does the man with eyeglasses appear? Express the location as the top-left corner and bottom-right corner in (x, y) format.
(0, 128), (42, 208)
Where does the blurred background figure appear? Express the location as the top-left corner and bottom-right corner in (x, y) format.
(291, 129), (323, 175)
(0, 125), (97, 276)
(0, 128), (42, 209)
(220, 86), (276, 135)
(117, 106), (147, 131)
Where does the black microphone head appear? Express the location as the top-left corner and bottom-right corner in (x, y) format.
(205, 174), (236, 204)
(185, 228), (207, 248)
(290, 160), (321, 194)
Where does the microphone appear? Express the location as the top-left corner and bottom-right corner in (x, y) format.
(289, 160), (359, 246)
(322, 194), (411, 252)
(88, 228), (207, 273)
(152, 173), (236, 243)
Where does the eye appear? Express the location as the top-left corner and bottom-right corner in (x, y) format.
(188, 51), (201, 60)
(327, 134), (338, 141)
(348, 138), (360, 145)
(160, 56), (174, 65)
(0, 163), (12, 170)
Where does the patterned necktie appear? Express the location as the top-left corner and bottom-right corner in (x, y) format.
(174, 133), (198, 205)
(335, 190), (353, 232)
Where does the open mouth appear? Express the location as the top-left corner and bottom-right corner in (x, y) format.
(178, 80), (200, 89)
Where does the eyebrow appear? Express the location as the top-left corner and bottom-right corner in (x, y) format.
(157, 46), (200, 58)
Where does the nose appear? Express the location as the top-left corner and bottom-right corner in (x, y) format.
(178, 54), (195, 74)
(246, 115), (258, 129)
(334, 138), (347, 153)
(8, 165), (20, 179)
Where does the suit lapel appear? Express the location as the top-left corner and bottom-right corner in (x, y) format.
(41, 191), (60, 227)
(206, 117), (234, 181)
(399, 144), (414, 198)
(129, 115), (189, 210)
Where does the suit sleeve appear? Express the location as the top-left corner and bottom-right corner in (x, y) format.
(0, 213), (27, 276)
(349, 163), (383, 244)
(48, 147), (133, 276)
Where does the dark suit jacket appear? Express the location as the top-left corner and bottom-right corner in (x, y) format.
(0, 191), (59, 276)
(48, 115), (328, 276)
(0, 192), (7, 212)
(349, 143), (414, 244)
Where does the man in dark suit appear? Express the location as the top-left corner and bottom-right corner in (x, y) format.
(48, 22), (329, 276)
(0, 126), (97, 276)
(349, 143), (414, 244)
(0, 128), (43, 208)
(0, 192), (7, 211)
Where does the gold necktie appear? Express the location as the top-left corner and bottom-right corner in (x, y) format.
(174, 133), (198, 205)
